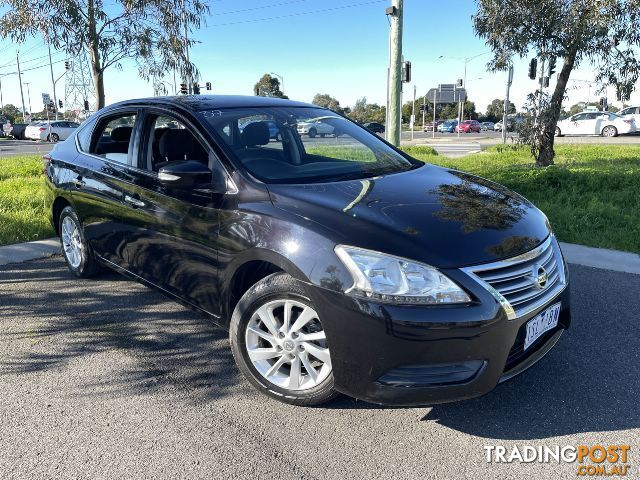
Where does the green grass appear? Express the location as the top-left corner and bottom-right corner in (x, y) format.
(400, 144), (640, 253)
(0, 155), (55, 246)
(1, 144), (639, 253)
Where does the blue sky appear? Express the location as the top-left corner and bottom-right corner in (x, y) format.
(0, 0), (633, 115)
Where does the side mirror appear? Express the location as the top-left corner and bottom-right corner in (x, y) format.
(158, 160), (215, 190)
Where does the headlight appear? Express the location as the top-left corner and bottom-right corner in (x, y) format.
(335, 246), (471, 305)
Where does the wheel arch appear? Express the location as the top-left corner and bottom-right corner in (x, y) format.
(52, 196), (72, 236)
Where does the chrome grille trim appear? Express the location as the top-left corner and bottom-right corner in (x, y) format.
(461, 235), (567, 319)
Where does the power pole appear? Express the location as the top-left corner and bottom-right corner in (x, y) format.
(48, 42), (59, 120)
(24, 82), (32, 114)
(16, 51), (27, 120)
(502, 65), (513, 144)
(64, 53), (95, 120)
(181, 0), (191, 94)
(386, 0), (403, 146)
(411, 84), (416, 141)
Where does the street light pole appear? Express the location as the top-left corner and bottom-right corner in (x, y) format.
(48, 41), (59, 120)
(386, 0), (403, 147)
(24, 82), (32, 114)
(16, 50), (27, 120)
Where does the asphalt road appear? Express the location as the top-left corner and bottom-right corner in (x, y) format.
(1, 257), (638, 479)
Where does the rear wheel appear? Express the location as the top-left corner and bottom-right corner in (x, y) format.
(555, 127), (562, 137)
(308, 128), (317, 138)
(59, 206), (101, 278)
(50, 133), (59, 142)
(230, 273), (337, 406)
(602, 125), (618, 137)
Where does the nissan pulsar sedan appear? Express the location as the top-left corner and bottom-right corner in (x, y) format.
(44, 96), (570, 407)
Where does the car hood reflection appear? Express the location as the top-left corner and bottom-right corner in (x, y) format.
(266, 164), (550, 268)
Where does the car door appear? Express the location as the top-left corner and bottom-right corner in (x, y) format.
(565, 113), (586, 134)
(57, 121), (72, 140)
(116, 109), (225, 316)
(70, 110), (141, 268)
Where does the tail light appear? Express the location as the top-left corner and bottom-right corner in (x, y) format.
(39, 127), (47, 131)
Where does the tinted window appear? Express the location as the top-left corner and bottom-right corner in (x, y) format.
(199, 106), (416, 184)
(90, 113), (136, 164)
(75, 117), (97, 152)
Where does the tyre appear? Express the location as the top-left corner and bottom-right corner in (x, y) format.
(230, 272), (338, 406)
(308, 128), (317, 138)
(50, 133), (59, 142)
(59, 206), (101, 278)
(555, 127), (561, 137)
(602, 125), (618, 137)
(319, 133), (325, 138)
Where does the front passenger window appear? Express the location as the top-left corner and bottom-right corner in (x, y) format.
(145, 115), (209, 172)
(91, 114), (136, 164)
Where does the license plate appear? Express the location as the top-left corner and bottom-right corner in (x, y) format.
(524, 303), (561, 350)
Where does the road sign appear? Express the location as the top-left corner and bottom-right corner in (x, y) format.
(426, 84), (466, 103)
(42, 93), (50, 105)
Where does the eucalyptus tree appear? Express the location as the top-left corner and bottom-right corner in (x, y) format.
(474, 0), (640, 166)
(0, 0), (209, 109)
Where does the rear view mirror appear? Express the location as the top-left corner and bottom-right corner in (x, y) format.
(158, 160), (213, 189)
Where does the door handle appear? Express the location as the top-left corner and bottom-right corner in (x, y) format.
(124, 194), (145, 208)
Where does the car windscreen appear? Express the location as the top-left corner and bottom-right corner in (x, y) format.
(198, 106), (418, 184)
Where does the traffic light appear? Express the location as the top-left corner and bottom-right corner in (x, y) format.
(528, 58), (537, 80)
(254, 85), (260, 96)
(456, 78), (463, 87)
(180, 83), (188, 94)
(548, 57), (556, 76)
(402, 61), (411, 83)
(192, 83), (200, 94)
(543, 76), (549, 88)
(58, 100), (63, 108)
(83, 100), (90, 111)
(205, 82), (212, 91)
(65, 60), (71, 70)
(599, 97), (608, 110)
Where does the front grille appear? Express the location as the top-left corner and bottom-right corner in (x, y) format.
(462, 235), (567, 319)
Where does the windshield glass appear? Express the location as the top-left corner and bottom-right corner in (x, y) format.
(198, 106), (417, 184)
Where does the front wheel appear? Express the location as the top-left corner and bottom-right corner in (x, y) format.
(59, 206), (101, 278)
(602, 125), (618, 137)
(50, 133), (59, 142)
(308, 128), (317, 138)
(230, 273), (337, 406)
(555, 127), (562, 137)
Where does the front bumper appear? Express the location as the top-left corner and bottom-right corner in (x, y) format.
(306, 272), (570, 407)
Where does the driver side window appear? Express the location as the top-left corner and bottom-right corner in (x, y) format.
(143, 114), (209, 172)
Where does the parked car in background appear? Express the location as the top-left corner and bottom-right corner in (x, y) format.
(297, 117), (336, 137)
(480, 121), (495, 131)
(555, 111), (635, 137)
(619, 106), (640, 127)
(25, 120), (80, 142)
(25, 122), (50, 141)
(438, 120), (458, 133)
(44, 95), (570, 407)
(423, 120), (443, 132)
(363, 122), (385, 134)
(9, 123), (28, 140)
(455, 120), (481, 133)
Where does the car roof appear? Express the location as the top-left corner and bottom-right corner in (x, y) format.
(105, 95), (316, 112)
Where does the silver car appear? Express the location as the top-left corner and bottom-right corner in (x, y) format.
(48, 121), (80, 142)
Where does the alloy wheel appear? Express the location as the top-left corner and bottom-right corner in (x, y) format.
(245, 299), (331, 391)
(61, 216), (83, 268)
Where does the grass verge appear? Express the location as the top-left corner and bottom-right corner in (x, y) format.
(402, 144), (640, 253)
(0, 155), (55, 246)
(1, 144), (638, 253)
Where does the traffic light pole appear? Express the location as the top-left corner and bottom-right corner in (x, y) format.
(48, 42), (59, 120)
(386, 0), (403, 147)
(502, 66), (513, 144)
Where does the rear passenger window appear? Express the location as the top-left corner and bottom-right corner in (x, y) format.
(91, 114), (136, 164)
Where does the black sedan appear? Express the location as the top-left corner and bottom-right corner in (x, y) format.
(363, 122), (385, 134)
(44, 95), (570, 406)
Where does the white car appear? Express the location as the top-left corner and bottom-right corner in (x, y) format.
(24, 120), (80, 142)
(619, 106), (640, 126)
(297, 117), (337, 138)
(555, 111), (635, 137)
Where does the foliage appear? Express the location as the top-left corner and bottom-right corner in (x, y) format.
(0, 0), (209, 109)
(1, 104), (20, 123)
(254, 74), (287, 98)
(485, 98), (516, 122)
(399, 145), (438, 159)
(347, 97), (385, 124)
(312, 94), (344, 114)
(406, 144), (640, 253)
(474, 0), (640, 166)
(0, 155), (54, 246)
(401, 98), (478, 123)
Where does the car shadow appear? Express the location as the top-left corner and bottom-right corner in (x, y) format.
(326, 265), (640, 439)
(0, 256), (240, 403)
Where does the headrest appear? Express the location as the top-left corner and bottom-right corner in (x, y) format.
(111, 126), (132, 142)
(154, 127), (170, 141)
(242, 122), (270, 146)
(159, 129), (195, 160)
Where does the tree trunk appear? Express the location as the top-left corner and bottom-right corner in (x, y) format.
(86, 0), (105, 109)
(537, 48), (578, 167)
